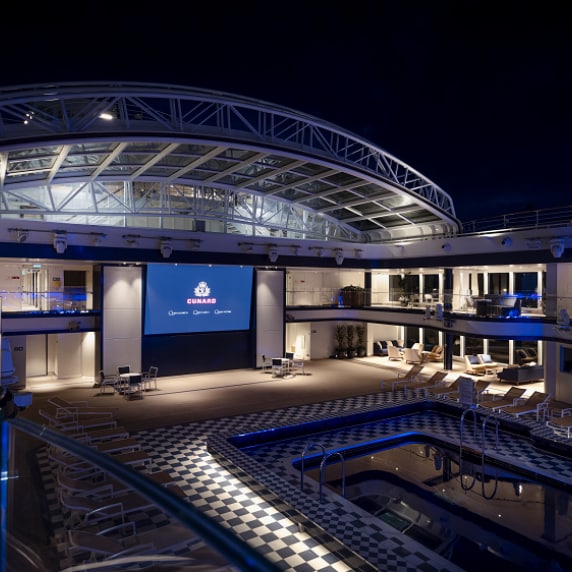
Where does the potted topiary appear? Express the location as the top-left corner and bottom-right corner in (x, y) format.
(346, 324), (356, 358)
(335, 324), (347, 358)
(356, 323), (367, 357)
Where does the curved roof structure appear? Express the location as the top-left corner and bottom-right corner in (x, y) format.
(0, 82), (459, 243)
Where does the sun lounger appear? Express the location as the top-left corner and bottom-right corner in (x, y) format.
(71, 425), (131, 443)
(398, 371), (448, 396)
(426, 377), (462, 399)
(547, 415), (572, 438)
(57, 470), (124, 499)
(382, 365), (424, 391)
(47, 396), (119, 419)
(50, 445), (150, 471)
(500, 391), (551, 419)
(445, 379), (490, 403)
(477, 386), (526, 412)
(93, 437), (141, 455)
(59, 489), (157, 528)
(67, 521), (204, 564)
(538, 399), (572, 420)
(40, 408), (117, 432)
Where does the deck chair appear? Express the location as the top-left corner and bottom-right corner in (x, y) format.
(98, 370), (118, 395)
(70, 425), (131, 444)
(93, 437), (141, 455)
(382, 364), (424, 391)
(477, 386), (527, 412)
(547, 415), (572, 438)
(500, 391), (551, 418)
(59, 489), (157, 528)
(424, 345), (444, 362)
(427, 376), (462, 399)
(123, 374), (143, 400)
(67, 521), (204, 563)
(48, 396), (119, 419)
(387, 345), (402, 361)
(57, 469), (123, 499)
(477, 353), (501, 371)
(397, 370), (448, 396)
(447, 379), (490, 402)
(39, 408), (118, 432)
(464, 354), (488, 375)
(403, 347), (424, 364)
(542, 399), (572, 419)
(142, 365), (159, 390)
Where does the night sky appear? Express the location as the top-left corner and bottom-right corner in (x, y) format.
(2, 2), (570, 222)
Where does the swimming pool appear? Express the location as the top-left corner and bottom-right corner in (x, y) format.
(208, 399), (572, 572)
(302, 438), (572, 571)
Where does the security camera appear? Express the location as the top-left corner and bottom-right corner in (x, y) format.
(442, 243), (451, 253)
(268, 249), (279, 263)
(501, 237), (512, 247)
(335, 249), (344, 265)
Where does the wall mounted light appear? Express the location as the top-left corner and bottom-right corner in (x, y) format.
(334, 249), (344, 266)
(550, 238), (565, 259)
(268, 247), (279, 263)
(53, 232), (67, 254)
(17, 230), (28, 243)
(122, 234), (140, 247)
(160, 239), (173, 259)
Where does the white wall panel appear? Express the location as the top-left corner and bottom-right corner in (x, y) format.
(256, 270), (284, 366)
(103, 266), (142, 374)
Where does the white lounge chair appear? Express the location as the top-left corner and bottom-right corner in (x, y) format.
(67, 522), (205, 567)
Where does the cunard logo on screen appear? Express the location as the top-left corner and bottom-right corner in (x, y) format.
(187, 281), (217, 304)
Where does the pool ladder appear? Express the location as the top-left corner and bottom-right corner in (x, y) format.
(459, 408), (500, 499)
(300, 442), (346, 503)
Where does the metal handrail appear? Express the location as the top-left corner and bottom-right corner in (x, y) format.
(319, 451), (346, 503)
(300, 442), (326, 492)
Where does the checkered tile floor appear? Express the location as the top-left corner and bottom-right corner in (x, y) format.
(39, 389), (572, 571)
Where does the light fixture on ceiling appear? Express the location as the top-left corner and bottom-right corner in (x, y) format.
(123, 234), (140, 247)
(160, 239), (173, 259)
(53, 232), (67, 254)
(268, 247), (279, 264)
(550, 238), (565, 259)
(334, 249), (344, 266)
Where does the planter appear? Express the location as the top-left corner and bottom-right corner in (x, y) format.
(340, 287), (365, 307)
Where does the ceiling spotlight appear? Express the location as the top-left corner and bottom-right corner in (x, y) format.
(550, 238), (565, 259)
(160, 239), (173, 259)
(501, 237), (512, 247)
(442, 243), (451, 253)
(53, 232), (67, 254)
(334, 249), (344, 266)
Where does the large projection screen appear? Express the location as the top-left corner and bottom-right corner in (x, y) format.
(144, 264), (253, 335)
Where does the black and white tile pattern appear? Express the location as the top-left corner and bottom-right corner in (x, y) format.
(39, 388), (572, 571)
